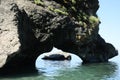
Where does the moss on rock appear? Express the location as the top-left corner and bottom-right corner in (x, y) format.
(89, 16), (99, 24)
(34, 0), (44, 5)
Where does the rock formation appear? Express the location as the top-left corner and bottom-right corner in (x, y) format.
(42, 47), (71, 60)
(0, 0), (118, 73)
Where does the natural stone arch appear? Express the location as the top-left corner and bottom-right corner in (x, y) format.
(0, 0), (118, 74)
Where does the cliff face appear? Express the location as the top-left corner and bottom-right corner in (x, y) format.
(0, 0), (118, 73)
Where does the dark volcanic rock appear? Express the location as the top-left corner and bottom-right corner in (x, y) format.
(0, 0), (118, 73)
(42, 47), (71, 60)
(42, 54), (71, 60)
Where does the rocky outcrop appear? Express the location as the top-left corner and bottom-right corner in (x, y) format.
(0, 0), (118, 73)
(0, 1), (21, 68)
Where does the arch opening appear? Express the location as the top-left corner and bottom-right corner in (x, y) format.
(35, 47), (82, 74)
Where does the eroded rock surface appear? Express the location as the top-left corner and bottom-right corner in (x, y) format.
(0, 0), (118, 73)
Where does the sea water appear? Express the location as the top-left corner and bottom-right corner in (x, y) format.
(0, 48), (120, 80)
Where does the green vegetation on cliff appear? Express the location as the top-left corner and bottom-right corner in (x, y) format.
(34, 0), (44, 5)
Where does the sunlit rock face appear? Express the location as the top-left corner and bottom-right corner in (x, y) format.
(0, 0), (118, 73)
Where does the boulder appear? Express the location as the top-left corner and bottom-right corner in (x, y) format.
(42, 47), (71, 60)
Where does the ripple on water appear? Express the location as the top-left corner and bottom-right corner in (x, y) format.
(35, 50), (120, 80)
(0, 48), (120, 80)
(35, 53), (82, 76)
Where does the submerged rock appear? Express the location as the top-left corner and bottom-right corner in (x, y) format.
(42, 54), (70, 60)
(0, 0), (118, 73)
(42, 47), (71, 60)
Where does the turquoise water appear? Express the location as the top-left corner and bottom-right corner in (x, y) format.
(0, 53), (120, 80)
